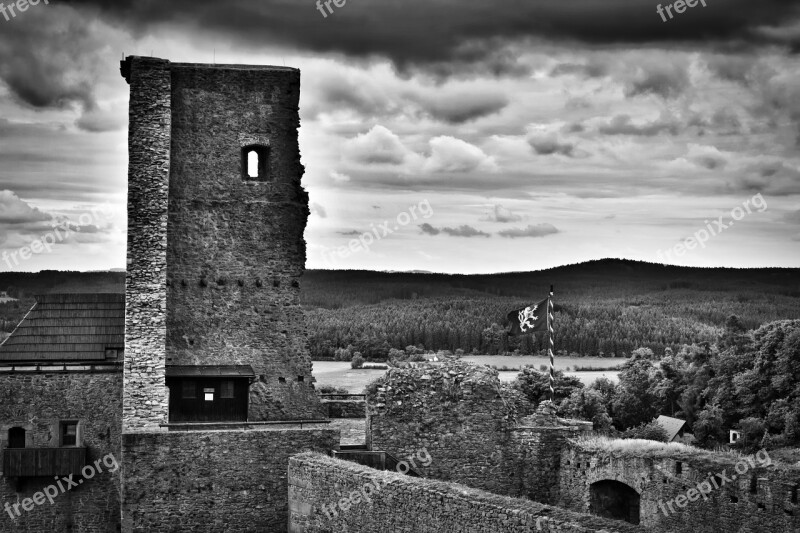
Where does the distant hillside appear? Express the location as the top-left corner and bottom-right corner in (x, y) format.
(2, 261), (799, 358)
(300, 259), (800, 358)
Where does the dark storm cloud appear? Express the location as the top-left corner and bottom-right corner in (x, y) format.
(550, 62), (608, 78)
(416, 92), (509, 124)
(305, 73), (508, 123)
(62, 1), (800, 70)
(624, 61), (691, 99)
(726, 161), (800, 196)
(528, 135), (576, 156)
(0, 5), (116, 112)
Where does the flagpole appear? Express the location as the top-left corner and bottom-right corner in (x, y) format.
(548, 285), (555, 403)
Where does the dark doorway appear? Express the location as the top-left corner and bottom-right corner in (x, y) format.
(590, 480), (640, 524)
(167, 377), (249, 422)
(8, 427), (25, 448)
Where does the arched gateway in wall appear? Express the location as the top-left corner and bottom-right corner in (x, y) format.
(589, 479), (640, 525)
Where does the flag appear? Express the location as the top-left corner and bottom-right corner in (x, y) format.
(507, 298), (548, 336)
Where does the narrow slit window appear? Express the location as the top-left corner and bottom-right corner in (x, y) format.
(247, 151), (259, 178)
(241, 144), (269, 180)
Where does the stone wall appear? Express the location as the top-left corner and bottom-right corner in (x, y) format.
(367, 362), (521, 494)
(558, 438), (800, 532)
(164, 61), (321, 420)
(288, 452), (642, 533)
(365, 361), (599, 502)
(0, 370), (122, 532)
(511, 403), (593, 503)
(320, 399), (365, 419)
(121, 427), (338, 532)
(121, 56), (172, 432)
(122, 56), (323, 424)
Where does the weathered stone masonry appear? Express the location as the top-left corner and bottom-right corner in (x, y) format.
(288, 452), (642, 533)
(123, 428), (338, 532)
(558, 441), (800, 532)
(366, 362), (590, 502)
(122, 56), (171, 432)
(0, 371), (122, 532)
(120, 56), (335, 533)
(122, 56), (323, 426)
(165, 62), (321, 421)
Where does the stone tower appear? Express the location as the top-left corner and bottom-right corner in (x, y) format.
(121, 56), (322, 431)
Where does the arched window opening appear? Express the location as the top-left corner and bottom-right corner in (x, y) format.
(247, 151), (259, 178)
(241, 145), (269, 181)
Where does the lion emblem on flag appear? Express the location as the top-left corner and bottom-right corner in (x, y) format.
(518, 304), (538, 332)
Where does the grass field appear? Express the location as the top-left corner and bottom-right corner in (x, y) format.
(312, 356), (626, 394)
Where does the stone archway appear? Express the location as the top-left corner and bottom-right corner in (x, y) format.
(589, 479), (640, 524)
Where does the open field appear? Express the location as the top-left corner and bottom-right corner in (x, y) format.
(312, 356), (625, 393)
(462, 355), (627, 371)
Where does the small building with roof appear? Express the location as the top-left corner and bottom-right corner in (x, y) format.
(0, 293), (123, 531)
(653, 415), (694, 444)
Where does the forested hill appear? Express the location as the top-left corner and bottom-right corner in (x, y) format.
(300, 260), (800, 359)
(1, 260), (799, 358)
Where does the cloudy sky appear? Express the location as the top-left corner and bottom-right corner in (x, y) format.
(0, 0), (799, 273)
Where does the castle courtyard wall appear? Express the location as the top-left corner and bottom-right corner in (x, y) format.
(558, 440), (800, 532)
(121, 427), (338, 532)
(0, 370), (122, 532)
(287, 452), (643, 533)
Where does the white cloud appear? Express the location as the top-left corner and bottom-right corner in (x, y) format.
(330, 171), (351, 183)
(482, 204), (522, 223)
(343, 125), (413, 165)
(0, 190), (52, 224)
(422, 136), (497, 173)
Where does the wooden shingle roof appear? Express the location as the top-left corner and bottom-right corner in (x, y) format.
(0, 293), (124, 362)
(654, 415), (687, 442)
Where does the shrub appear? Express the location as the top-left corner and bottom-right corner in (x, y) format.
(622, 421), (669, 442)
(317, 384), (349, 395)
(351, 353), (365, 369)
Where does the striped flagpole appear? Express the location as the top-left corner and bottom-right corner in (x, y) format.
(548, 285), (555, 403)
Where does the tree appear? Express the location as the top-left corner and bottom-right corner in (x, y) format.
(631, 347), (655, 360)
(612, 357), (660, 430)
(513, 368), (583, 407)
(558, 389), (613, 432)
(350, 353), (364, 369)
(693, 403), (726, 448)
